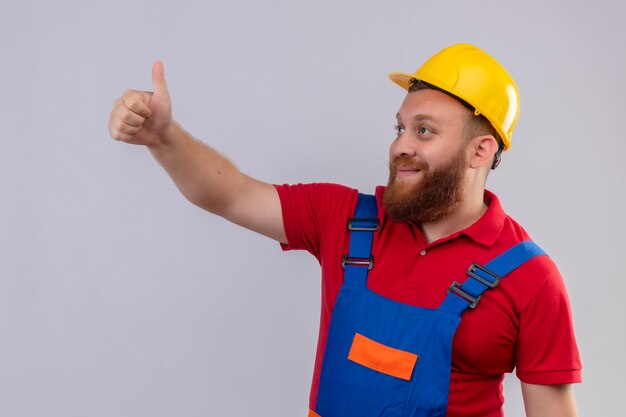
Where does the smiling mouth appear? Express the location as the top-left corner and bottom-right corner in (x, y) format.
(396, 168), (422, 178)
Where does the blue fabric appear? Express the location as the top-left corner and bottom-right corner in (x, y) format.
(314, 194), (547, 417)
(438, 241), (546, 315)
(316, 285), (460, 417)
(343, 194), (378, 287)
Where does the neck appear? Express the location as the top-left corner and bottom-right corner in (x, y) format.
(419, 189), (487, 243)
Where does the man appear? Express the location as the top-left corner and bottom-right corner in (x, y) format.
(109, 44), (581, 416)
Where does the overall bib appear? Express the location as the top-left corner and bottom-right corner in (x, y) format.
(310, 194), (546, 417)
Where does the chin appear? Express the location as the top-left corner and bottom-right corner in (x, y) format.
(392, 177), (421, 192)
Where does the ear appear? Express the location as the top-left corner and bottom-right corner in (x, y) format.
(468, 135), (498, 169)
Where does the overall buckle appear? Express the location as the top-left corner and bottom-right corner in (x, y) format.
(341, 254), (374, 270)
(448, 281), (481, 308)
(467, 263), (501, 288)
(348, 218), (380, 232)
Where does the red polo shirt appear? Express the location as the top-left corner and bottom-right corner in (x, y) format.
(276, 183), (581, 417)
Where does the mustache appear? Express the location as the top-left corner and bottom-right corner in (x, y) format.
(390, 155), (429, 171)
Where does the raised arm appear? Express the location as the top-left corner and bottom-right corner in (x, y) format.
(108, 62), (287, 244)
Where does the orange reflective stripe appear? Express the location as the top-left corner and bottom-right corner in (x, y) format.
(347, 333), (418, 380)
(308, 409), (322, 417)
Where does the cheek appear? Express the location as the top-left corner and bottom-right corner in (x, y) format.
(422, 140), (460, 163)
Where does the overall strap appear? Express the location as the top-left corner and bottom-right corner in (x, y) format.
(439, 241), (547, 316)
(342, 193), (379, 287)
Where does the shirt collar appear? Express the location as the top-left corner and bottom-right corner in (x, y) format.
(459, 189), (505, 247)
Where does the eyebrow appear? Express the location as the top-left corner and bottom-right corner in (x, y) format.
(395, 113), (440, 124)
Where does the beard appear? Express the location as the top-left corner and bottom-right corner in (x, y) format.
(383, 147), (466, 224)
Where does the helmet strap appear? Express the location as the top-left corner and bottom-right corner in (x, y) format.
(491, 146), (503, 170)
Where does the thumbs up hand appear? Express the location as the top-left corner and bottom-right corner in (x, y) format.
(109, 61), (173, 148)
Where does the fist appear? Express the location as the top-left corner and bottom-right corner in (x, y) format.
(109, 61), (172, 147)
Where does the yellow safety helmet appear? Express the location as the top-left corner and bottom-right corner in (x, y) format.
(388, 44), (520, 151)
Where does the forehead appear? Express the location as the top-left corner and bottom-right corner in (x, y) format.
(396, 89), (469, 127)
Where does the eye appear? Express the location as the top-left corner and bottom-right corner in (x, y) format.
(394, 124), (405, 135)
(417, 126), (432, 135)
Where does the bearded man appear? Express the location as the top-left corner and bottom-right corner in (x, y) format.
(109, 44), (582, 417)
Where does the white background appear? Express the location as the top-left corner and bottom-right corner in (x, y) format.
(1, 0), (624, 416)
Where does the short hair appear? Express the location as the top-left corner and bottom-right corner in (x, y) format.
(408, 79), (502, 147)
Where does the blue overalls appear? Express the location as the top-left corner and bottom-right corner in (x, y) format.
(311, 194), (546, 417)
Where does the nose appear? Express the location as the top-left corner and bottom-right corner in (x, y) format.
(389, 132), (417, 159)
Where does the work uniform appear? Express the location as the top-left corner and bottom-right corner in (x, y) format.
(276, 183), (582, 417)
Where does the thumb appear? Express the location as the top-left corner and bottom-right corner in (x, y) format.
(151, 60), (169, 98)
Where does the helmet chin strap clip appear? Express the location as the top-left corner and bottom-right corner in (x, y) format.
(491, 146), (503, 170)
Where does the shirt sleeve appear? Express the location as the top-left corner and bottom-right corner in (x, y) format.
(515, 260), (583, 384)
(274, 183), (358, 261)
